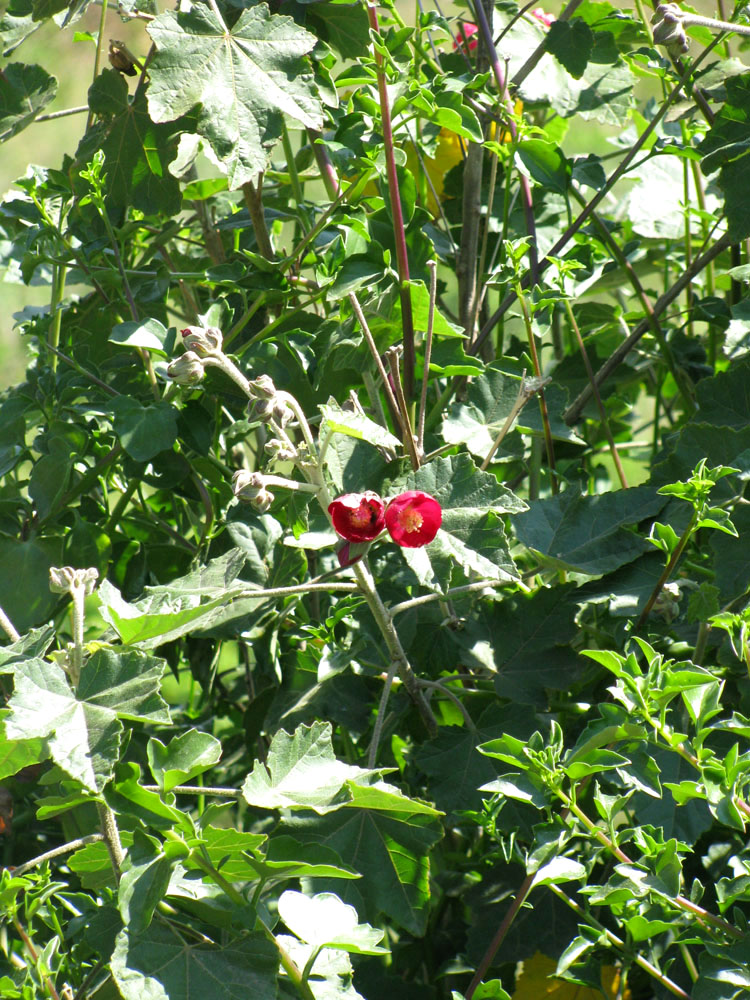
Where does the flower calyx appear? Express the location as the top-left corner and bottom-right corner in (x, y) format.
(49, 566), (99, 596)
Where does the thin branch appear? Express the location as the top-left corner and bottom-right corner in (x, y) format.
(417, 260), (437, 455)
(564, 233), (732, 424)
(12, 834), (104, 876)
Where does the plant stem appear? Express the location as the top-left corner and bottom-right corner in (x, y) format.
(386, 348), (420, 470)
(0, 604), (20, 642)
(389, 580), (502, 616)
(637, 511), (698, 628)
(96, 801), (125, 881)
(242, 177), (276, 260)
(475, 38), (724, 358)
(565, 233), (732, 424)
(11, 834), (104, 876)
(85, 0), (109, 132)
(353, 559), (437, 738)
(349, 291), (404, 435)
(549, 885), (693, 999)
(517, 286), (558, 492)
(563, 299), (628, 488)
(364, 1), (415, 398)
(480, 372), (543, 471)
(465, 872), (535, 999)
(417, 260), (437, 455)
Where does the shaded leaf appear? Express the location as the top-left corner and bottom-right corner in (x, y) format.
(82, 70), (186, 215)
(110, 398), (179, 462)
(111, 922), (278, 1000)
(0, 61), (56, 141)
(284, 782), (443, 935)
(513, 486), (665, 576)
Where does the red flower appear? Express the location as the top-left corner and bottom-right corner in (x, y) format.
(530, 7), (555, 28)
(385, 491), (442, 548)
(328, 492), (386, 543)
(453, 22), (478, 52)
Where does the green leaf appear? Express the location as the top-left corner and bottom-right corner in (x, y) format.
(516, 139), (571, 194)
(82, 70), (185, 215)
(119, 834), (173, 934)
(320, 400), (401, 451)
(278, 890), (388, 954)
(146, 1), (322, 187)
(488, 586), (581, 705)
(0, 61), (56, 141)
(111, 922), (279, 1000)
(147, 729), (222, 793)
(545, 19), (594, 79)
(241, 721), (379, 814)
(110, 398), (179, 461)
(185, 825), (267, 881)
(480, 771), (550, 809)
(531, 857), (587, 887)
(513, 485), (665, 575)
(110, 318), (170, 353)
(0, 731), (46, 781)
(0, 536), (61, 633)
(699, 73), (750, 241)
(563, 749), (631, 781)
(250, 835), (360, 880)
(97, 578), (245, 648)
(4, 650), (168, 793)
(441, 363), (527, 461)
(284, 782), (443, 935)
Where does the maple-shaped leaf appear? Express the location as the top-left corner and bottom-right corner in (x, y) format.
(79, 69), (187, 216)
(0, 62), (57, 142)
(146, 1), (323, 187)
(4, 649), (170, 793)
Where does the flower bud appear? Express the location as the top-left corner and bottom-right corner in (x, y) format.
(181, 325), (222, 357)
(651, 4), (688, 55)
(272, 399), (294, 428)
(248, 398), (275, 423)
(167, 351), (205, 385)
(232, 469), (266, 501)
(265, 438), (297, 462)
(248, 374), (276, 399)
(251, 488), (274, 512)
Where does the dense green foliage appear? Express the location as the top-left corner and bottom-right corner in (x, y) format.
(2, 1), (750, 998)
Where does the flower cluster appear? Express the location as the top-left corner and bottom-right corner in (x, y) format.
(328, 490), (442, 549)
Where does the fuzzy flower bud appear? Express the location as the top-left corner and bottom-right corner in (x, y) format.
(167, 351), (205, 385)
(232, 469), (265, 501)
(272, 399), (295, 429)
(252, 488), (274, 512)
(651, 4), (689, 55)
(248, 398), (275, 423)
(248, 375), (277, 399)
(181, 325), (222, 357)
(265, 438), (298, 462)
(385, 491), (442, 548)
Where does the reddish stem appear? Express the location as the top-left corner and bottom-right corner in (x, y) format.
(365, 2), (416, 399)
